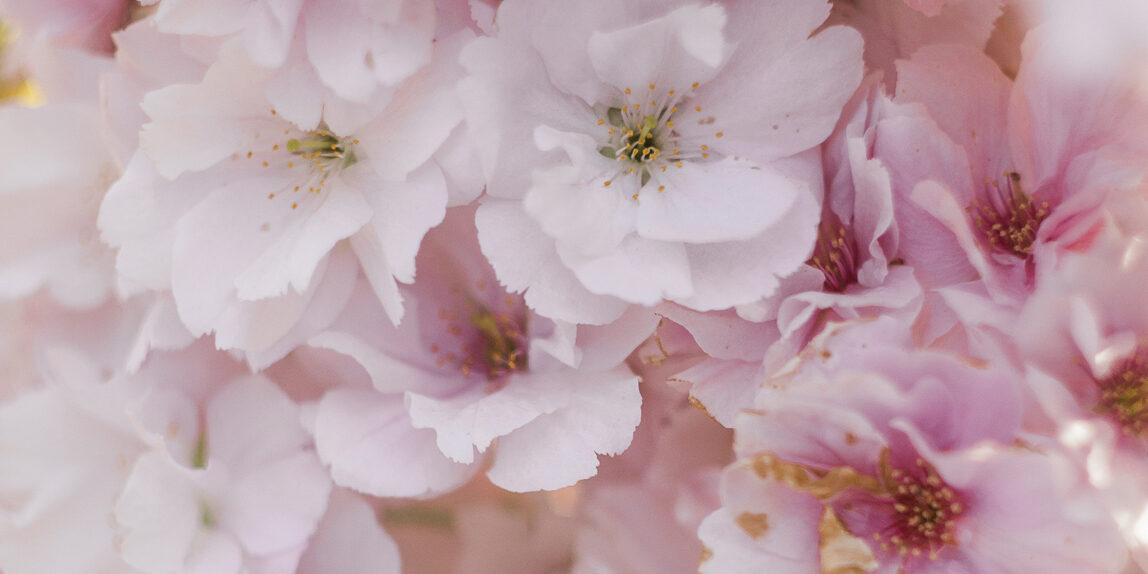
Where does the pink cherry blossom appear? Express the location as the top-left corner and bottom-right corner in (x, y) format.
(879, 29), (1148, 306)
(700, 318), (1127, 574)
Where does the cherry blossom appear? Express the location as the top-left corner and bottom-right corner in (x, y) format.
(311, 207), (653, 495)
(699, 318), (1126, 574)
(464, 0), (863, 322)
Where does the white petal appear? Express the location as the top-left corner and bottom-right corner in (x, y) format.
(587, 4), (727, 94)
(205, 377), (311, 473)
(297, 490), (401, 574)
(684, 25), (863, 164)
(223, 451), (331, 556)
(313, 388), (478, 498)
(406, 372), (570, 463)
(486, 367), (640, 492)
(565, 234), (693, 306)
(637, 159), (799, 244)
(475, 200), (630, 325)
(115, 452), (202, 574)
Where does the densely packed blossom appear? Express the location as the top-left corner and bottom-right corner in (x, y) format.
(2, 0), (1148, 572)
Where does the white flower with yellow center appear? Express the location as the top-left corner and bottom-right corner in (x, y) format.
(99, 33), (478, 365)
(462, 0), (863, 324)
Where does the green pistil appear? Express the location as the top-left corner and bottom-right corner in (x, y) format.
(287, 132), (357, 169)
(191, 433), (208, 469)
(200, 501), (216, 528)
(470, 305), (526, 378)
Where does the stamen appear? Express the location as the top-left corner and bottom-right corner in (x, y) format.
(1096, 351), (1148, 436)
(967, 171), (1048, 258)
(878, 459), (964, 561)
(807, 216), (859, 292)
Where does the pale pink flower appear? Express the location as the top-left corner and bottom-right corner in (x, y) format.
(99, 30), (476, 364)
(311, 207), (653, 496)
(115, 375), (332, 574)
(464, 0), (862, 323)
(0, 373), (142, 574)
(0, 325), (223, 574)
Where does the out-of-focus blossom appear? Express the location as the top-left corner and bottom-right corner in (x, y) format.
(572, 359), (730, 574)
(1016, 227), (1148, 568)
(142, 0), (433, 111)
(0, 103), (119, 309)
(115, 374), (331, 574)
(0, 0), (131, 53)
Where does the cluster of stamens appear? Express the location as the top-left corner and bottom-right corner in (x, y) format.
(1095, 351), (1148, 437)
(807, 216), (859, 292)
(431, 286), (528, 381)
(247, 112), (358, 210)
(967, 171), (1049, 258)
(597, 83), (722, 196)
(874, 458), (963, 561)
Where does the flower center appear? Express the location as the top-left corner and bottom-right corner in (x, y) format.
(967, 171), (1049, 259)
(431, 289), (528, 382)
(246, 114), (361, 212)
(875, 458), (963, 561)
(469, 303), (527, 379)
(596, 83), (719, 194)
(286, 128), (357, 177)
(807, 216), (859, 292)
(1095, 353), (1148, 437)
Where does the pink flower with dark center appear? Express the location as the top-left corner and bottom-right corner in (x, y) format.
(699, 318), (1126, 574)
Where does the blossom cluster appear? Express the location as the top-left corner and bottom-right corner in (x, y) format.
(2, 0), (1148, 572)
